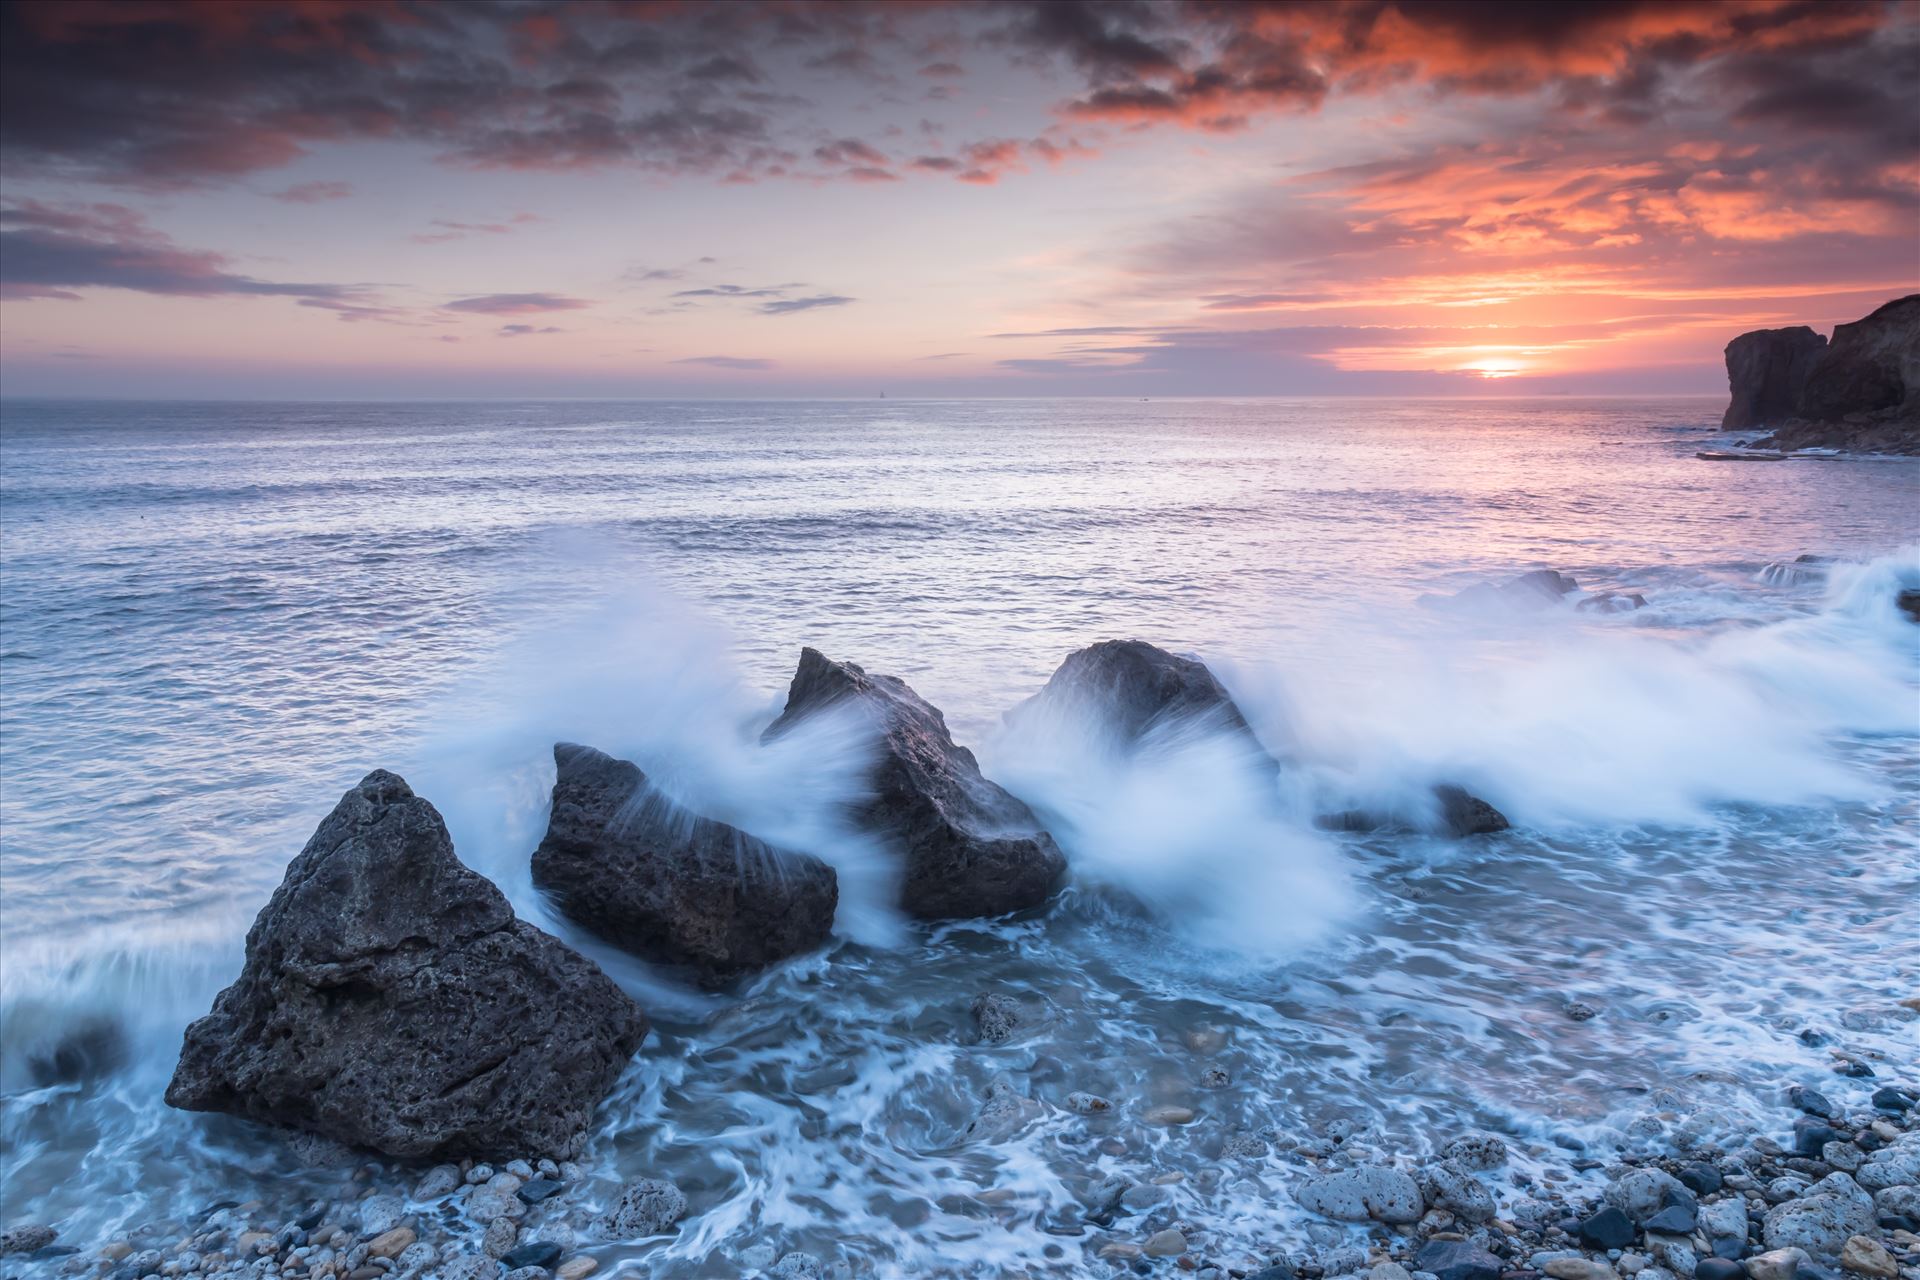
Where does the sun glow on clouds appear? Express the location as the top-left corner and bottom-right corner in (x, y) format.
(0, 0), (1914, 395)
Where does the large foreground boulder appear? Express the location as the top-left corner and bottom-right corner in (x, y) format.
(166, 770), (647, 1160)
(531, 743), (838, 985)
(1004, 638), (1270, 757)
(1798, 294), (1920, 423)
(762, 648), (1065, 919)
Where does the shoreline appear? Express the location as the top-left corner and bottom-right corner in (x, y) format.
(6, 1070), (1914, 1280)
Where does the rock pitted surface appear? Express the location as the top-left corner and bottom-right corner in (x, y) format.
(763, 648), (1065, 920)
(1723, 295), (1920, 452)
(531, 743), (837, 985)
(166, 770), (647, 1159)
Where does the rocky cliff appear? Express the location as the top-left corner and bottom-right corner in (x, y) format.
(1721, 295), (1920, 453)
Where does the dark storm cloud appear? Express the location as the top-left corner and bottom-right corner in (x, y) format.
(0, 201), (359, 301)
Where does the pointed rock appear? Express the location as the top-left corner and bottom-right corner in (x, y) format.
(532, 743), (837, 984)
(165, 770), (647, 1159)
(763, 648), (1064, 919)
(1006, 638), (1268, 755)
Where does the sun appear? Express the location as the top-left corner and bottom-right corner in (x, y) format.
(1464, 357), (1528, 379)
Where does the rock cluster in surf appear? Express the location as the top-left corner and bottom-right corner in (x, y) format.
(1720, 295), (1920, 454)
(162, 639), (1519, 1166)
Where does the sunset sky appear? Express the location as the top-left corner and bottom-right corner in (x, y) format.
(1, 0), (1916, 398)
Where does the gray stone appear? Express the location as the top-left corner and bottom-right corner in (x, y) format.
(1606, 1168), (1696, 1225)
(504, 1160), (534, 1180)
(595, 1178), (687, 1239)
(439, 1257), (500, 1280)
(1440, 1134), (1510, 1171)
(1418, 1160), (1496, 1223)
(1746, 1249), (1809, 1280)
(1872, 1184), (1920, 1218)
(1853, 1145), (1919, 1191)
(481, 1219), (518, 1260)
(530, 745), (838, 985)
(1064, 1091), (1111, 1115)
(1699, 1198), (1749, 1256)
(970, 993), (1025, 1044)
(1413, 1240), (1503, 1280)
(763, 649), (1064, 919)
(1761, 1194), (1874, 1258)
(1294, 1167), (1425, 1224)
(1, 1228), (56, 1256)
(358, 1197), (406, 1237)
(770, 1255), (824, 1280)
(165, 772), (648, 1159)
(414, 1166), (462, 1200)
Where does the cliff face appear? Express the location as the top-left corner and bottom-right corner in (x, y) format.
(1722, 295), (1919, 432)
(1798, 295), (1920, 423)
(1721, 327), (1827, 429)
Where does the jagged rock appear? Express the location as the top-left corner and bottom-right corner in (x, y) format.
(165, 770), (648, 1159)
(595, 1178), (687, 1239)
(1728, 296), (1920, 452)
(1577, 591), (1648, 614)
(531, 744), (837, 985)
(762, 648), (1065, 919)
(1724, 326), (1829, 428)
(1005, 638), (1266, 754)
(1800, 295), (1920, 422)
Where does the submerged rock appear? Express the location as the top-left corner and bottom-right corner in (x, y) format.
(595, 1178), (688, 1239)
(1418, 569), (1580, 615)
(1320, 783), (1509, 839)
(531, 743), (838, 984)
(762, 648), (1065, 919)
(165, 770), (648, 1159)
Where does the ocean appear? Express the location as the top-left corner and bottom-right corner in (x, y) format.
(1, 397), (1916, 1276)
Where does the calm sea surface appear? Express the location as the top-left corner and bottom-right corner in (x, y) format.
(2, 398), (1916, 1276)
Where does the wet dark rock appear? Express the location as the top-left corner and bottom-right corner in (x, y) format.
(1415, 1240), (1504, 1280)
(1679, 1163), (1725, 1196)
(1871, 1085), (1915, 1112)
(1897, 592), (1920, 625)
(1579, 1206), (1636, 1249)
(1250, 1266), (1297, 1280)
(1319, 783), (1509, 838)
(515, 1179), (562, 1205)
(500, 1243), (561, 1271)
(1723, 326), (1828, 429)
(1695, 1260), (1746, 1280)
(1433, 785), (1510, 836)
(165, 770), (648, 1159)
(1790, 1087), (1840, 1120)
(1792, 1117), (1845, 1157)
(25, 1018), (127, 1086)
(763, 648), (1065, 919)
(531, 743), (837, 984)
(1645, 1204), (1699, 1234)
(1565, 1002), (1600, 1022)
(1007, 638), (1267, 755)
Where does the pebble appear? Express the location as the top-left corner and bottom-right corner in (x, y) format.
(1580, 1208), (1636, 1251)
(501, 1242), (561, 1271)
(1544, 1260), (1617, 1280)
(970, 992), (1025, 1043)
(1185, 1026), (1227, 1054)
(1442, 1135), (1511, 1171)
(1694, 1262), (1744, 1280)
(515, 1179), (563, 1205)
(503, 1268), (548, 1280)
(1, 1227), (57, 1255)
(1143, 1105), (1195, 1125)
(554, 1258), (597, 1280)
(414, 1166), (463, 1200)
(1201, 1068), (1230, 1088)
(465, 1165), (496, 1186)
(1296, 1168), (1426, 1225)
(1065, 1092), (1112, 1114)
(365, 1229), (414, 1260)
(1145, 1229), (1189, 1257)
(1099, 1243), (1144, 1260)
(482, 1219), (518, 1260)
(441, 1256), (502, 1280)
(357, 1197), (406, 1237)
(1744, 1251), (1808, 1280)
(504, 1161), (534, 1181)
(594, 1178), (688, 1239)
(1835, 1236), (1895, 1279)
